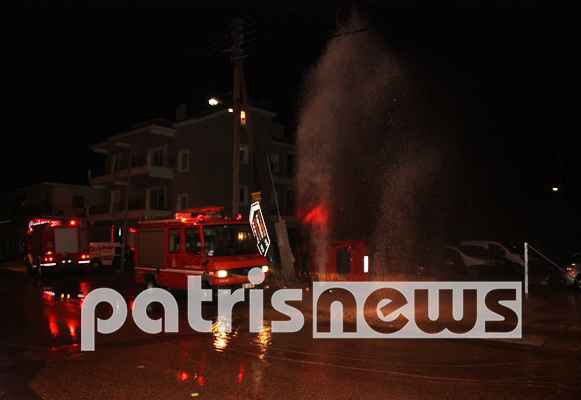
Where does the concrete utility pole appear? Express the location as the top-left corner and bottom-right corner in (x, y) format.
(241, 65), (260, 193)
(231, 17), (260, 209)
(231, 17), (242, 216)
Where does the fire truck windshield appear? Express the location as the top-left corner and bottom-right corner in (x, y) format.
(202, 225), (257, 256)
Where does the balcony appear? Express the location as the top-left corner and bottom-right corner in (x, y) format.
(88, 198), (172, 221)
(89, 155), (174, 185)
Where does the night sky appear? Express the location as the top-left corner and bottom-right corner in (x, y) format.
(1, 1), (577, 244)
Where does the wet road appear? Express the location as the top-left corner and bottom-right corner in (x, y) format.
(1, 268), (580, 399)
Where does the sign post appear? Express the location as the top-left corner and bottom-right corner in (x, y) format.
(249, 201), (270, 256)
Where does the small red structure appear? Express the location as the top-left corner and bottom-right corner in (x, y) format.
(297, 240), (370, 281)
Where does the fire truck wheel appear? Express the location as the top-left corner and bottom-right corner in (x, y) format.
(90, 258), (103, 269)
(145, 276), (158, 290)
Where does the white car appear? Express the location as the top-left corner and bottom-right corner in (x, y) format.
(441, 245), (506, 278)
(461, 241), (524, 273)
(89, 242), (123, 268)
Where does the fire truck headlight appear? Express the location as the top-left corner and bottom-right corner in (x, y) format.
(216, 270), (228, 278)
(261, 266), (269, 273)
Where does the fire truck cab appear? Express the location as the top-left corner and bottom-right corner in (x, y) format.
(134, 207), (269, 291)
(26, 219), (91, 275)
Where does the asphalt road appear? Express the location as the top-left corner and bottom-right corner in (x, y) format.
(0, 265), (580, 399)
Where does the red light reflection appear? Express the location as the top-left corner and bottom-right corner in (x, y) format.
(49, 317), (59, 337)
(238, 364), (245, 383)
(303, 204), (328, 228)
(67, 320), (78, 340)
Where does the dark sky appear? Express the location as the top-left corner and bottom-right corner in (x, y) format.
(1, 0), (577, 242)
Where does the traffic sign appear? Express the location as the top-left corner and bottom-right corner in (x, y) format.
(249, 201), (270, 256)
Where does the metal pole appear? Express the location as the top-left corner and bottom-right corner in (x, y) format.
(120, 151), (132, 272)
(524, 242), (529, 296)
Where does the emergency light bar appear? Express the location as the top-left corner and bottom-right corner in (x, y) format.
(175, 206), (226, 222)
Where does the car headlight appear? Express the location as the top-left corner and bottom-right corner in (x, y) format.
(216, 270), (228, 278)
(261, 265), (269, 273)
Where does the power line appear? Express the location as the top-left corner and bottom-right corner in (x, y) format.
(0, 43), (205, 54)
(0, 31), (213, 41)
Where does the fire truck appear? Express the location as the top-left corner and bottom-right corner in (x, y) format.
(134, 207), (269, 291)
(296, 240), (371, 281)
(26, 219), (91, 275)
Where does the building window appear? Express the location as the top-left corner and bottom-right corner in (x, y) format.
(177, 194), (188, 212)
(239, 185), (250, 206)
(240, 144), (249, 164)
(149, 187), (166, 210)
(269, 153), (280, 175)
(240, 110), (246, 126)
(286, 190), (296, 216)
(178, 150), (189, 172)
(149, 147), (165, 167)
(72, 196), (84, 209)
(287, 153), (296, 177)
(111, 190), (121, 213)
(111, 153), (121, 173)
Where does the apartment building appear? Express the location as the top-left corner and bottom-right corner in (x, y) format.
(87, 104), (297, 243)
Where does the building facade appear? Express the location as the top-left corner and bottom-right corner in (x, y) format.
(87, 105), (297, 244)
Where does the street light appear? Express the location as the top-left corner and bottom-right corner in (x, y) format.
(209, 97), (233, 112)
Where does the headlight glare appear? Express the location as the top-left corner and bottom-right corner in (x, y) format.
(216, 270), (228, 278)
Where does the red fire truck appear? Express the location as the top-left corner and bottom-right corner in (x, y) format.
(296, 240), (371, 281)
(134, 207), (269, 291)
(26, 219), (91, 275)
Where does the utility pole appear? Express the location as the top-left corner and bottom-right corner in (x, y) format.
(241, 65), (260, 193)
(231, 17), (260, 210)
(231, 17), (242, 216)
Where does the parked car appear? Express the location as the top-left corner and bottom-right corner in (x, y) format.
(546, 252), (581, 290)
(436, 245), (507, 278)
(461, 241), (524, 274)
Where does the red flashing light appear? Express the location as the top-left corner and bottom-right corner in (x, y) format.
(197, 214), (205, 222)
(235, 214), (243, 221)
(70, 220), (76, 226)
